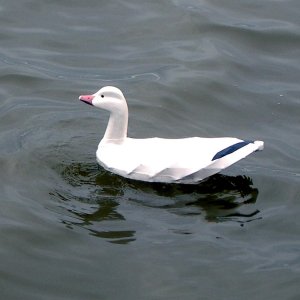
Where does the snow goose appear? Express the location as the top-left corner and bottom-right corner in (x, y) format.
(79, 86), (264, 184)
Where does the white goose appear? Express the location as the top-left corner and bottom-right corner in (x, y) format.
(79, 86), (264, 184)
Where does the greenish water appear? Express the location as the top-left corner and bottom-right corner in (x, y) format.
(0, 0), (299, 299)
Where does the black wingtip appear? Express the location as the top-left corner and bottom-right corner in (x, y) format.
(212, 141), (254, 161)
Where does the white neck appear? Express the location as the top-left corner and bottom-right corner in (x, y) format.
(102, 105), (128, 143)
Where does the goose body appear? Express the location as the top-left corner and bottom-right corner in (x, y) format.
(79, 86), (264, 184)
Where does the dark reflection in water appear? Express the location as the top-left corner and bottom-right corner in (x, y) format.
(52, 162), (261, 243)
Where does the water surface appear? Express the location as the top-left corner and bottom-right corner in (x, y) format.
(0, 0), (300, 299)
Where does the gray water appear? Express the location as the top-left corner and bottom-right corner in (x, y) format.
(0, 0), (299, 299)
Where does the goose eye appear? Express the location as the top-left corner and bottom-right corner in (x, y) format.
(101, 95), (104, 98)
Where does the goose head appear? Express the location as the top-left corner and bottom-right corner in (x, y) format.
(79, 86), (127, 114)
(79, 86), (128, 141)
